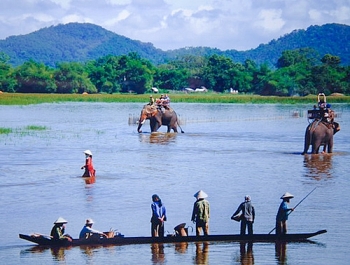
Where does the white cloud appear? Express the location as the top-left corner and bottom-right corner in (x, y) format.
(0, 0), (349, 50)
(255, 9), (285, 32)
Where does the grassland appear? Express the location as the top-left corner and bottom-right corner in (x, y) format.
(0, 92), (349, 105)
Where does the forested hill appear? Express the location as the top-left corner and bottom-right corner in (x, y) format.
(0, 22), (349, 67)
(0, 23), (167, 67)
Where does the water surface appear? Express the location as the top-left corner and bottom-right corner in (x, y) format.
(0, 103), (349, 264)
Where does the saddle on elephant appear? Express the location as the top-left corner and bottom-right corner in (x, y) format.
(307, 93), (340, 133)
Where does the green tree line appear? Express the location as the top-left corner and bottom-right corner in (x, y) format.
(1, 49), (349, 96)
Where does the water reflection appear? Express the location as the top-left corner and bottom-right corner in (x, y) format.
(22, 246), (72, 262)
(151, 243), (165, 264)
(83, 176), (96, 185)
(175, 242), (188, 254)
(139, 132), (177, 145)
(275, 242), (287, 264)
(194, 242), (209, 265)
(239, 242), (254, 265)
(303, 154), (333, 180)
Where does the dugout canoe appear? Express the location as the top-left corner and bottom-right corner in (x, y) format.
(19, 229), (327, 247)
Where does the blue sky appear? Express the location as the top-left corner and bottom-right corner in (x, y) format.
(0, 0), (349, 51)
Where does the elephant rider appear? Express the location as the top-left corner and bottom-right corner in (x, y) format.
(155, 94), (170, 113)
(148, 95), (155, 106)
(318, 100), (340, 133)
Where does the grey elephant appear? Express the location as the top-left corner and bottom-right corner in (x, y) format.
(137, 105), (184, 133)
(302, 119), (340, 155)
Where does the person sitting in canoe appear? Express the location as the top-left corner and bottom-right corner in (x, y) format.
(276, 192), (294, 235)
(50, 217), (72, 242)
(79, 218), (107, 239)
(81, 150), (95, 177)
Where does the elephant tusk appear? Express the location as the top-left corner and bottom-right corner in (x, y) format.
(141, 119), (146, 125)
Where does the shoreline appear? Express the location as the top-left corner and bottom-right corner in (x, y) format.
(1, 93), (349, 105)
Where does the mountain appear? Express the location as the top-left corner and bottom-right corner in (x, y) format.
(0, 23), (349, 67)
(0, 23), (167, 67)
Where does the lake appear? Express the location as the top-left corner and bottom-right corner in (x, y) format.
(0, 102), (349, 265)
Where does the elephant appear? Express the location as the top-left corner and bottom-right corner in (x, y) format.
(302, 119), (340, 155)
(137, 104), (184, 133)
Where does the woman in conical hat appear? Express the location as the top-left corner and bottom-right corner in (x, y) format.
(276, 192), (294, 235)
(81, 150), (95, 177)
(191, 190), (210, 236)
(50, 217), (72, 242)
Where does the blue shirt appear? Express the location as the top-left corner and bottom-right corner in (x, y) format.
(151, 201), (167, 223)
(276, 201), (292, 221)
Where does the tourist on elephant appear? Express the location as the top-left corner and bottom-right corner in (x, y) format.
(275, 192), (294, 235)
(191, 190), (210, 236)
(81, 150), (95, 177)
(149, 95), (154, 106)
(151, 194), (167, 237)
(231, 195), (255, 235)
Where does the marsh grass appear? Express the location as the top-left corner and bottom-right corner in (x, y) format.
(25, 125), (48, 131)
(0, 128), (12, 134)
(0, 125), (48, 137)
(0, 93), (349, 105)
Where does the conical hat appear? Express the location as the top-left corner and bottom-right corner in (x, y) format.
(84, 150), (92, 156)
(280, 192), (294, 199)
(54, 217), (68, 224)
(194, 190), (208, 199)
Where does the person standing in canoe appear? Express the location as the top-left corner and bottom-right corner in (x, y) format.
(191, 190), (210, 236)
(50, 217), (72, 242)
(81, 150), (95, 177)
(231, 195), (255, 235)
(276, 192), (294, 235)
(151, 194), (167, 237)
(79, 218), (107, 239)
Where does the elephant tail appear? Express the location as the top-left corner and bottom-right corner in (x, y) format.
(177, 121), (185, 133)
(172, 110), (184, 133)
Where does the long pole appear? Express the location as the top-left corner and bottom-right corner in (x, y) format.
(268, 187), (317, 234)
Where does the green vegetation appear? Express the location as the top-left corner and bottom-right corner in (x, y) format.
(1, 92), (349, 105)
(25, 125), (48, 131)
(1, 23), (350, 97)
(0, 49), (349, 96)
(0, 127), (12, 134)
(1, 23), (349, 67)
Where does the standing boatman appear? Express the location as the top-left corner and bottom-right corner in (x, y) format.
(276, 192), (294, 235)
(191, 190), (210, 236)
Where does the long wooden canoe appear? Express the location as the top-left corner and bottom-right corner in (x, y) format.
(19, 229), (327, 247)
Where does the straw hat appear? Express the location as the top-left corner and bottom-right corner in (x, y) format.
(280, 192), (294, 199)
(84, 150), (93, 156)
(194, 190), (208, 199)
(54, 217), (68, 224)
(86, 218), (94, 225)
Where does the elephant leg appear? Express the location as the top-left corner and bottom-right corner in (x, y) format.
(327, 136), (334, 153)
(302, 129), (311, 155)
(313, 139), (323, 154)
(171, 123), (178, 133)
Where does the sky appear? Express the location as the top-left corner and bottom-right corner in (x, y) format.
(0, 0), (349, 51)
